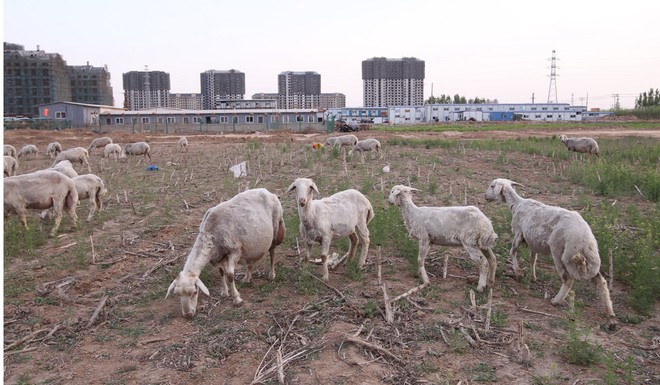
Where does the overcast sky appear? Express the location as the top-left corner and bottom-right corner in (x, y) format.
(4, 0), (659, 110)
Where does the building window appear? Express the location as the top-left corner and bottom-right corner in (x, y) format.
(535, 114), (541, 118)
(142, 117), (150, 124)
(167, 117), (176, 123)
(283, 116), (289, 123)
(547, 115), (553, 118)
(258, 116), (264, 124)
(55, 111), (66, 119)
(232, 116), (238, 123)
(115, 117), (124, 124)
(246, 116), (254, 123)
(531, 107), (537, 110)
(157, 117), (164, 124)
(553, 107), (559, 110)
(193, 117), (201, 123)
(570, 114), (576, 118)
(183, 117), (189, 124)
(220, 116), (228, 123)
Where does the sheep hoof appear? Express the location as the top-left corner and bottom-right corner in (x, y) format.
(234, 298), (244, 307)
(606, 319), (618, 331)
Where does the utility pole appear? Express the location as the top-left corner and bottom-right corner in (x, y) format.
(531, 93), (535, 103)
(547, 50), (559, 103)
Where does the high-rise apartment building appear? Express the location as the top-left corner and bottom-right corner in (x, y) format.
(123, 70), (170, 110)
(200, 69), (245, 109)
(278, 71), (321, 109)
(319, 93), (346, 109)
(69, 62), (114, 106)
(169, 93), (203, 110)
(362, 57), (425, 107)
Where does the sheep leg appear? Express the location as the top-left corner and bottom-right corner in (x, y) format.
(225, 254), (243, 305)
(268, 248), (276, 280)
(483, 247), (498, 288)
(344, 233), (359, 262)
(530, 253), (538, 282)
(84, 158), (91, 173)
(509, 232), (525, 279)
(218, 265), (229, 297)
(86, 200), (97, 222)
(320, 238), (331, 281)
(465, 246), (489, 292)
(551, 271), (574, 306)
(355, 223), (371, 268)
(417, 239), (431, 285)
(50, 210), (63, 237)
(593, 272), (617, 328)
(243, 263), (253, 283)
(17, 209), (29, 230)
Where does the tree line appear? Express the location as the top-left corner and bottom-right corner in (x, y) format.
(426, 94), (492, 104)
(635, 88), (660, 108)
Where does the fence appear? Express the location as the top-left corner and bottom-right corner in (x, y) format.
(96, 121), (328, 134)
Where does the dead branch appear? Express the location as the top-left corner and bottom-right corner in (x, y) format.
(139, 336), (170, 345)
(86, 295), (108, 329)
(94, 256), (127, 266)
(327, 253), (348, 270)
(390, 283), (428, 303)
(301, 270), (345, 300)
(460, 327), (477, 347)
(142, 255), (180, 278)
(484, 288), (493, 333)
(3, 346), (39, 356)
(383, 283), (394, 324)
(343, 334), (403, 363)
(518, 306), (563, 319)
(4, 328), (50, 351)
(276, 350), (285, 384)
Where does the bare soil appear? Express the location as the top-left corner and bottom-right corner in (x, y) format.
(3, 123), (659, 385)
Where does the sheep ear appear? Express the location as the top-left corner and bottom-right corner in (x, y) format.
(195, 278), (210, 296)
(410, 188), (421, 193)
(165, 280), (177, 299)
(286, 182), (297, 193)
(511, 181), (524, 188)
(493, 183), (503, 196)
(310, 182), (320, 198)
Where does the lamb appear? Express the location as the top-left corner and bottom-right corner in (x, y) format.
(4, 144), (17, 158)
(52, 147), (91, 173)
(46, 142), (62, 159)
(17, 144), (38, 159)
(49, 160), (79, 178)
(323, 134), (358, 148)
(178, 136), (188, 152)
(287, 177), (374, 281)
(4, 170), (78, 237)
(166, 188), (286, 317)
(559, 134), (600, 158)
(72, 174), (107, 221)
(388, 185), (498, 291)
(121, 142), (152, 162)
(103, 143), (122, 162)
(88, 137), (113, 154)
(4, 156), (19, 177)
(484, 178), (616, 328)
(348, 138), (381, 157)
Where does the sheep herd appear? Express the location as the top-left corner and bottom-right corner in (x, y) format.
(4, 132), (615, 329)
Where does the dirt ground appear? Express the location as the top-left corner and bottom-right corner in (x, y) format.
(3, 122), (660, 385)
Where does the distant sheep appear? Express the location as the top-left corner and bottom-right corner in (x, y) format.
(49, 160), (79, 179)
(121, 142), (151, 162)
(4, 156), (19, 177)
(72, 174), (107, 221)
(348, 138), (381, 157)
(559, 134), (600, 158)
(17, 144), (38, 159)
(88, 137), (113, 154)
(46, 142), (62, 159)
(4, 145), (17, 158)
(323, 134), (358, 148)
(103, 143), (122, 162)
(178, 137), (188, 152)
(166, 188), (286, 317)
(52, 147), (91, 173)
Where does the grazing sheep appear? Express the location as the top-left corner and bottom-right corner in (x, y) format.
(121, 142), (152, 162)
(52, 147), (91, 173)
(17, 144), (38, 159)
(49, 160), (79, 178)
(287, 177), (374, 281)
(559, 134), (600, 158)
(88, 137), (113, 154)
(323, 134), (358, 148)
(388, 185), (498, 291)
(484, 178), (616, 328)
(103, 143), (122, 162)
(4, 144), (17, 158)
(348, 138), (382, 157)
(4, 170), (78, 237)
(72, 174), (107, 221)
(46, 142), (62, 159)
(178, 137), (188, 152)
(4, 156), (19, 177)
(166, 188), (286, 317)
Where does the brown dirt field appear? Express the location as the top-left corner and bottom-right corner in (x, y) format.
(3, 123), (659, 385)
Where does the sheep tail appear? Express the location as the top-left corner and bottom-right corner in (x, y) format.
(65, 189), (77, 210)
(94, 186), (103, 210)
(366, 207), (375, 224)
(569, 253), (597, 279)
(274, 219), (286, 246)
(479, 232), (498, 249)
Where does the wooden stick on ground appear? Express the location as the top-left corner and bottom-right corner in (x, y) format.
(484, 288), (493, 333)
(382, 283), (394, 324)
(518, 306), (563, 319)
(390, 283), (428, 304)
(343, 334), (402, 363)
(87, 294), (108, 329)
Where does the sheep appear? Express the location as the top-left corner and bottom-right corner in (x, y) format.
(287, 177), (374, 281)
(72, 174), (107, 221)
(559, 134), (600, 158)
(178, 136), (188, 152)
(88, 137), (113, 154)
(4, 170), (78, 237)
(49, 160), (79, 178)
(52, 147), (91, 173)
(388, 185), (498, 291)
(121, 142), (152, 162)
(4, 144), (17, 158)
(46, 142), (62, 159)
(484, 178), (616, 328)
(4, 156), (19, 177)
(166, 188), (286, 317)
(348, 138), (382, 157)
(17, 144), (38, 159)
(323, 134), (358, 148)
(103, 143), (122, 162)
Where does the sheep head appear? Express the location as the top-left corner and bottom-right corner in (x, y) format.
(166, 271), (210, 318)
(287, 178), (319, 207)
(484, 178), (523, 202)
(388, 185), (419, 206)
(559, 134), (568, 143)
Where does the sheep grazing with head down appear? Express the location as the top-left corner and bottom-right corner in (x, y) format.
(4, 144), (17, 158)
(166, 188), (286, 317)
(484, 178), (616, 328)
(103, 143), (122, 162)
(323, 134), (358, 149)
(348, 138), (381, 157)
(4, 156), (19, 177)
(17, 144), (38, 159)
(49, 160), (79, 178)
(559, 134), (600, 158)
(388, 185), (498, 291)
(178, 137), (188, 152)
(52, 147), (91, 173)
(72, 174), (107, 221)
(121, 142), (151, 162)
(46, 142), (62, 159)
(287, 177), (374, 281)
(88, 137), (113, 154)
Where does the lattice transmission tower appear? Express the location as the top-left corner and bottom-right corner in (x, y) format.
(547, 50), (559, 103)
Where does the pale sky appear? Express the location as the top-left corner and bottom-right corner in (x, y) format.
(4, 0), (659, 110)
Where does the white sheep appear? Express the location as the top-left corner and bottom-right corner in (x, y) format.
(388, 185), (498, 291)
(348, 138), (382, 157)
(4, 144), (17, 158)
(121, 142), (152, 162)
(17, 144), (38, 159)
(4, 156), (19, 177)
(46, 142), (62, 159)
(88, 137), (113, 154)
(178, 136), (188, 152)
(323, 134), (358, 148)
(72, 174), (107, 221)
(559, 134), (600, 158)
(166, 188), (286, 317)
(49, 160), (79, 178)
(52, 147), (91, 173)
(484, 178), (616, 328)
(4, 170), (79, 237)
(287, 177), (374, 281)
(103, 143), (122, 162)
